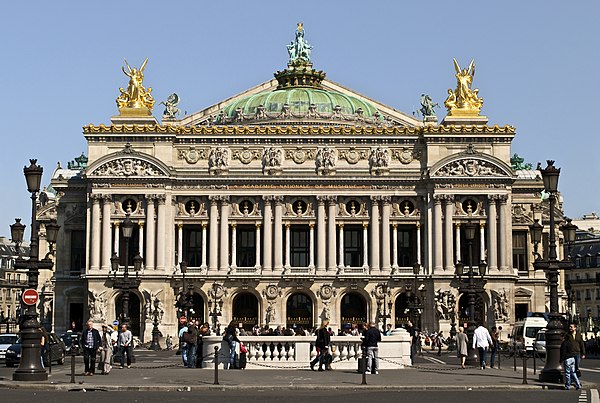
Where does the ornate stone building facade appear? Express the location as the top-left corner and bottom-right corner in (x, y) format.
(46, 26), (564, 340)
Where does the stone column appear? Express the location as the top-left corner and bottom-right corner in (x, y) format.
(370, 196), (380, 272)
(209, 196), (219, 272)
(498, 195), (509, 272)
(156, 194), (167, 271)
(316, 196), (327, 273)
(327, 196), (337, 272)
(177, 224), (183, 265)
(443, 195), (454, 272)
(90, 194), (101, 271)
(285, 223), (291, 269)
(309, 223), (315, 270)
(219, 196), (230, 272)
(262, 196), (273, 271)
(273, 196), (284, 271)
(454, 223), (461, 264)
(381, 196), (391, 273)
(255, 223), (261, 270)
(338, 223), (345, 269)
(113, 222), (120, 257)
(145, 195), (156, 270)
(416, 222), (422, 265)
(487, 195), (498, 272)
(479, 223), (486, 264)
(201, 223), (208, 270)
(100, 195), (112, 270)
(137, 223), (144, 260)
(392, 224), (398, 270)
(433, 195), (443, 273)
(231, 223), (237, 269)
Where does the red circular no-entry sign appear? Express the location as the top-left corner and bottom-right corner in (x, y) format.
(22, 289), (39, 306)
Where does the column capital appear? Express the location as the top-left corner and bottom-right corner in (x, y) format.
(433, 194), (443, 204)
(202, 223), (208, 229)
(114, 222), (120, 228)
(177, 223), (183, 229)
(273, 195), (284, 204)
(416, 222), (421, 229)
(309, 222), (315, 229)
(498, 194), (509, 203)
(326, 195), (337, 205)
(156, 194), (167, 204)
(362, 223), (368, 229)
(454, 223), (461, 229)
(285, 223), (291, 228)
(381, 195), (392, 204)
(209, 195), (220, 204)
(145, 194), (157, 201)
(392, 223), (398, 229)
(370, 195), (382, 202)
(480, 222), (486, 229)
(338, 223), (344, 229)
(90, 193), (103, 203)
(441, 194), (454, 203)
(101, 194), (113, 203)
(316, 195), (328, 205)
(138, 222), (144, 228)
(231, 223), (237, 228)
(255, 223), (262, 228)
(262, 195), (275, 202)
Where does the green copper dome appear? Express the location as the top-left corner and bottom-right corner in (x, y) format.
(223, 87), (379, 118)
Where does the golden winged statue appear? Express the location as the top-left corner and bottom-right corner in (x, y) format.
(444, 58), (483, 116)
(116, 58), (155, 113)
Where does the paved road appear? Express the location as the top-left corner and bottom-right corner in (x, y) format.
(0, 389), (593, 403)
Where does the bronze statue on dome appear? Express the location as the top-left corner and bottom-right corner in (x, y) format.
(419, 94), (439, 118)
(116, 58), (155, 111)
(444, 59), (483, 116)
(287, 22), (313, 64)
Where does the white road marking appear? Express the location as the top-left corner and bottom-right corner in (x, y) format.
(423, 356), (446, 365)
(581, 368), (600, 373)
(590, 388), (599, 403)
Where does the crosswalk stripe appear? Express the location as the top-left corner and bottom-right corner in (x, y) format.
(591, 388), (599, 403)
(423, 356), (446, 365)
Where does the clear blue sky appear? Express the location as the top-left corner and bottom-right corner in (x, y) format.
(1, 0), (598, 238)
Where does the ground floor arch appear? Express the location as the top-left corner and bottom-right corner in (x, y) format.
(286, 292), (313, 330)
(232, 292), (259, 331)
(458, 292), (486, 326)
(190, 292), (205, 323)
(340, 292), (367, 326)
(116, 292), (141, 336)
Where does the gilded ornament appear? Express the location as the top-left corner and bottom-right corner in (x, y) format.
(444, 59), (484, 117)
(116, 58), (155, 114)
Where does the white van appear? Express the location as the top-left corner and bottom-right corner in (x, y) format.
(510, 316), (548, 353)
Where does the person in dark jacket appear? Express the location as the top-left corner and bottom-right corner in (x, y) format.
(310, 319), (331, 371)
(80, 319), (101, 376)
(363, 321), (382, 374)
(561, 323), (585, 390)
(186, 321), (199, 368)
(223, 321), (240, 369)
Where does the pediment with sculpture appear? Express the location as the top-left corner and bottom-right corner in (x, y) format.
(86, 144), (170, 178)
(429, 145), (513, 179)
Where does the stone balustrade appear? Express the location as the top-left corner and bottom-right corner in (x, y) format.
(201, 328), (411, 369)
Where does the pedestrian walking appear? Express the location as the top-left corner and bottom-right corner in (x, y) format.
(562, 322), (585, 389)
(310, 319), (331, 371)
(435, 331), (444, 356)
(363, 321), (382, 374)
(81, 320), (101, 376)
(473, 323), (493, 369)
(489, 326), (499, 368)
(223, 321), (240, 369)
(178, 318), (189, 366)
(99, 324), (113, 374)
(456, 327), (468, 368)
(185, 321), (199, 368)
(118, 324), (133, 368)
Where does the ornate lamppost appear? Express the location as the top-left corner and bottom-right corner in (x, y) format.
(110, 214), (142, 326)
(530, 160), (577, 383)
(376, 283), (392, 332)
(148, 297), (162, 351)
(175, 261), (193, 319)
(208, 282), (223, 335)
(409, 263), (425, 330)
(12, 159), (60, 381)
(455, 220), (487, 367)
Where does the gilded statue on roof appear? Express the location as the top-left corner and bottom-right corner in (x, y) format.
(287, 22), (313, 64)
(444, 59), (483, 116)
(116, 58), (155, 112)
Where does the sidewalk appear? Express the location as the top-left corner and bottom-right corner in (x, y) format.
(0, 350), (594, 392)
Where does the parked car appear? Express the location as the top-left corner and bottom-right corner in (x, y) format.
(0, 333), (18, 361)
(5, 332), (66, 367)
(534, 328), (546, 356)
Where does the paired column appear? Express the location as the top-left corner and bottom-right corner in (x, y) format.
(284, 223), (291, 268)
(327, 196), (337, 271)
(309, 223), (315, 270)
(177, 223), (183, 265)
(392, 224), (398, 269)
(443, 195), (454, 271)
(316, 196), (327, 273)
(487, 195), (498, 272)
(262, 196), (273, 271)
(498, 195), (509, 272)
(479, 223), (486, 264)
(255, 223), (261, 269)
(100, 195), (112, 270)
(338, 223), (345, 269)
(416, 222), (422, 265)
(156, 195), (167, 271)
(145, 195), (156, 270)
(231, 223), (237, 269)
(219, 196), (230, 271)
(138, 223), (144, 258)
(208, 196), (219, 272)
(362, 223), (369, 269)
(90, 194), (101, 271)
(381, 197), (391, 273)
(370, 196), (380, 272)
(432, 195), (443, 273)
(454, 223), (461, 263)
(201, 223), (208, 270)
(273, 196), (283, 271)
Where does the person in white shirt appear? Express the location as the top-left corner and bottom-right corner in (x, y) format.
(472, 323), (494, 369)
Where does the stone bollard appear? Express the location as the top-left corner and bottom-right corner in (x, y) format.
(361, 346), (367, 385)
(214, 346), (219, 385)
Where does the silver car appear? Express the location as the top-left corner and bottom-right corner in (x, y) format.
(0, 334), (18, 361)
(533, 329), (546, 356)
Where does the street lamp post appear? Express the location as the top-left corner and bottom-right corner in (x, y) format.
(455, 220), (487, 367)
(208, 283), (223, 335)
(376, 284), (392, 332)
(12, 159), (60, 381)
(410, 263), (425, 331)
(110, 214), (142, 327)
(530, 160), (577, 383)
(148, 297), (162, 351)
